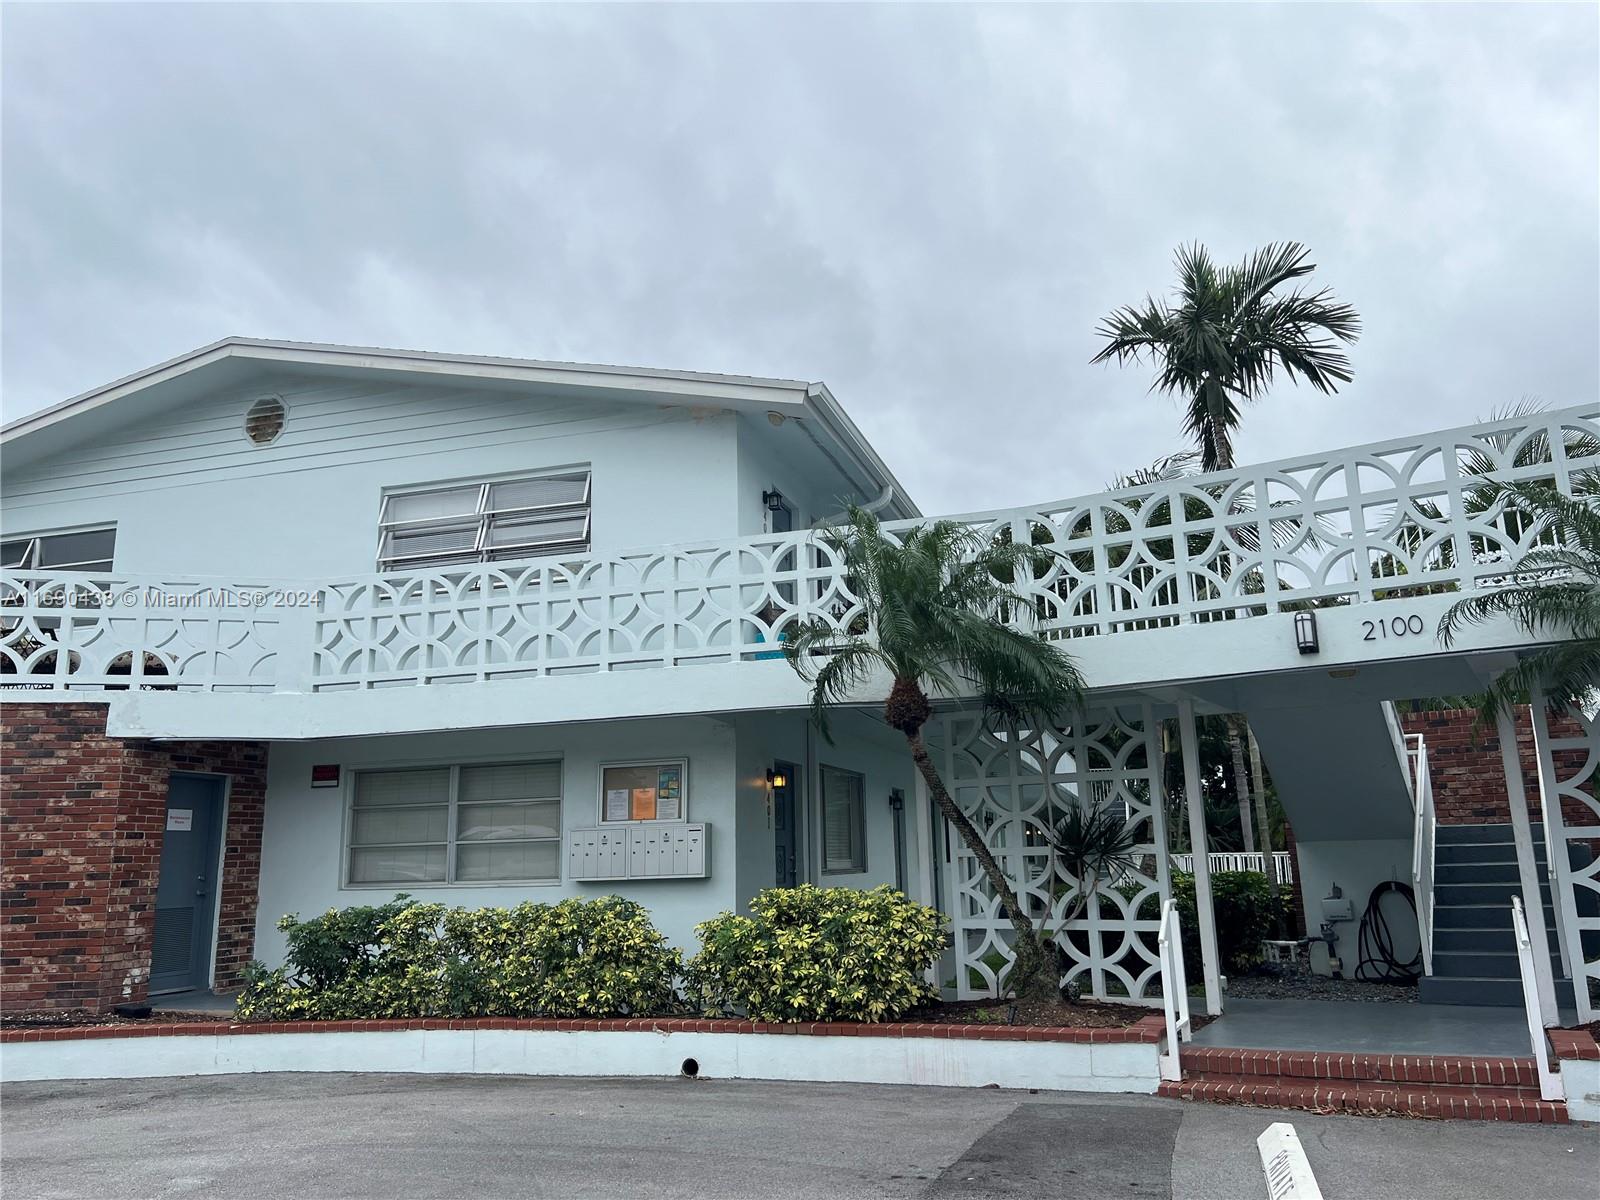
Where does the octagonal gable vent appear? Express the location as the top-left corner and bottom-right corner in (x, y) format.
(244, 396), (287, 445)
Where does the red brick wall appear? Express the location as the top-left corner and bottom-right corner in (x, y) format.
(1399, 707), (1592, 828)
(1, 702), (268, 1013)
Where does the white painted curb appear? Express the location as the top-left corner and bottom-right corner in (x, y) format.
(0, 1029), (1161, 1093)
(1257, 1122), (1322, 1200)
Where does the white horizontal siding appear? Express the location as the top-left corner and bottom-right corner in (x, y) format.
(2, 372), (740, 578)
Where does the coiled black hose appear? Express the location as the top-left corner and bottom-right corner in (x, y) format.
(1353, 879), (1423, 984)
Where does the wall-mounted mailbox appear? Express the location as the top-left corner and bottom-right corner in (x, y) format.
(567, 823), (709, 881)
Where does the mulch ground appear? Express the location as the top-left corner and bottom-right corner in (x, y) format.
(0, 1008), (227, 1030)
(906, 996), (1156, 1028)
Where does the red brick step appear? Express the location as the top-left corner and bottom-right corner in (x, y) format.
(1159, 1046), (1567, 1124)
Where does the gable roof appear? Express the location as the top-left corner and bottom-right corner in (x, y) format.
(0, 337), (919, 518)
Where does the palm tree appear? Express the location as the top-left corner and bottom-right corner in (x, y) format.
(1093, 241), (1359, 852)
(1090, 241), (1360, 472)
(1438, 478), (1600, 724)
(783, 507), (1086, 1002)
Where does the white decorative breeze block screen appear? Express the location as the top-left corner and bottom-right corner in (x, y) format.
(3, 404), (1597, 694)
(931, 701), (1172, 1004)
(1529, 700), (1600, 1023)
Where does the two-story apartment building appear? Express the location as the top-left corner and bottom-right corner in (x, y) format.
(3, 338), (1596, 1029)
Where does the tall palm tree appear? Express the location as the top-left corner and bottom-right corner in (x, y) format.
(1093, 241), (1359, 851)
(783, 507), (1086, 1002)
(1438, 478), (1600, 724)
(1090, 241), (1360, 472)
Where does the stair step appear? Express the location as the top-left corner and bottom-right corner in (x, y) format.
(1433, 903), (1562, 932)
(1436, 862), (1522, 884)
(1430, 951), (1522, 979)
(1436, 823), (1544, 846)
(1435, 882), (1553, 906)
(1157, 1078), (1567, 1123)
(1165, 1047), (1566, 1122)
(1418, 975), (1577, 1008)
(1432, 927), (1559, 954)
(1177, 1047), (1541, 1087)
(1436, 843), (1547, 866)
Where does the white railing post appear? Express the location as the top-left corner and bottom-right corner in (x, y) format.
(1158, 898), (1192, 1083)
(1529, 700), (1584, 993)
(1511, 897), (1565, 1102)
(1407, 734), (1436, 977)
(1496, 708), (1561, 1022)
(1177, 699), (1224, 1015)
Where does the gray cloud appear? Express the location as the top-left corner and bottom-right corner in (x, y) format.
(3, 2), (1596, 514)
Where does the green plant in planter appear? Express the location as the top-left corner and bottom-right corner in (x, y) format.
(235, 894), (680, 1021)
(441, 895), (681, 1017)
(686, 885), (945, 1023)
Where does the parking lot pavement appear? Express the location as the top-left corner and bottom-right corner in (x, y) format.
(1, 1073), (1594, 1200)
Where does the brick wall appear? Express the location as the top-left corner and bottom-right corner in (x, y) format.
(1400, 707), (1591, 828)
(2, 702), (268, 1013)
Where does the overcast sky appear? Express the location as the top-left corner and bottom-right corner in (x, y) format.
(3, 3), (1596, 514)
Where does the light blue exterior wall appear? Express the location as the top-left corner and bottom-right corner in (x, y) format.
(255, 713), (922, 967)
(1, 370), (753, 578)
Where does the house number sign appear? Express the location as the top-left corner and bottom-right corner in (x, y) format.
(1360, 613), (1426, 642)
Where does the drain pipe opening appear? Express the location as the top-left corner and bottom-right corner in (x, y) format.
(680, 1058), (700, 1078)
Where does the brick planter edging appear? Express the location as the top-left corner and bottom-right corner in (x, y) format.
(0, 1012), (1166, 1046)
(1549, 1028), (1600, 1061)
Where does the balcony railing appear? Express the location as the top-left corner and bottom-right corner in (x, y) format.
(3, 404), (1595, 695)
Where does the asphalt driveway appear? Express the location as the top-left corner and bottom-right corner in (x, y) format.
(1, 1074), (1593, 1200)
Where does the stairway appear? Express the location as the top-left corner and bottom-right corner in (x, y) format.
(1421, 823), (1575, 1008)
(1161, 1046), (1568, 1123)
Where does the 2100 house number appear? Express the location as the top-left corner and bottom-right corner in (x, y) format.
(1361, 613), (1426, 641)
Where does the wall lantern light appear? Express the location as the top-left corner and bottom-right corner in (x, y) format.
(1293, 610), (1320, 655)
(762, 489), (787, 513)
(766, 767), (788, 790)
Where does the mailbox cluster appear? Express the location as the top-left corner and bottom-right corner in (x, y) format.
(567, 823), (709, 881)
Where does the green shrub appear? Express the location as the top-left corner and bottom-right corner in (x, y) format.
(686, 885), (945, 1023)
(236, 897), (450, 1020)
(1171, 870), (1289, 976)
(441, 896), (681, 1017)
(235, 895), (680, 1021)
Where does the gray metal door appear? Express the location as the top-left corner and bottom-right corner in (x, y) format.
(151, 775), (224, 994)
(773, 762), (798, 888)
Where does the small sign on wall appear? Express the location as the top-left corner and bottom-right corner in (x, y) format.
(166, 809), (193, 832)
(311, 764), (341, 789)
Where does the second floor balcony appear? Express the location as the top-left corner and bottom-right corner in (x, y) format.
(3, 404), (1594, 739)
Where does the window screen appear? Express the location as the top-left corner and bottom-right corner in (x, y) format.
(347, 761), (562, 885)
(377, 471), (590, 571)
(821, 766), (866, 874)
(1, 527), (116, 572)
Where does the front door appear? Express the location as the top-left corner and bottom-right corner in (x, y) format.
(151, 775), (225, 994)
(773, 761), (798, 888)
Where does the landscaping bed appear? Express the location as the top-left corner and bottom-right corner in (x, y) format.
(0, 1008), (226, 1030)
(908, 996), (1154, 1028)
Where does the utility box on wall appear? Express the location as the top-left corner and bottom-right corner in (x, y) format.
(567, 823), (709, 881)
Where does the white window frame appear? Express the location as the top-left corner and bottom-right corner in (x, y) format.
(343, 759), (564, 888)
(820, 764), (867, 875)
(376, 468), (592, 572)
(1, 524), (117, 572)
(597, 758), (689, 823)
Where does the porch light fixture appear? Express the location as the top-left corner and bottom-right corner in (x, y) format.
(766, 767), (788, 790)
(762, 489), (787, 513)
(1293, 610), (1319, 655)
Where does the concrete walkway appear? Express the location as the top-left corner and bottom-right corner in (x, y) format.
(1191, 997), (1539, 1055)
(2, 1073), (1593, 1199)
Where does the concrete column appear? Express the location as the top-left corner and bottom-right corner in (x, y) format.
(1178, 699), (1224, 1015)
